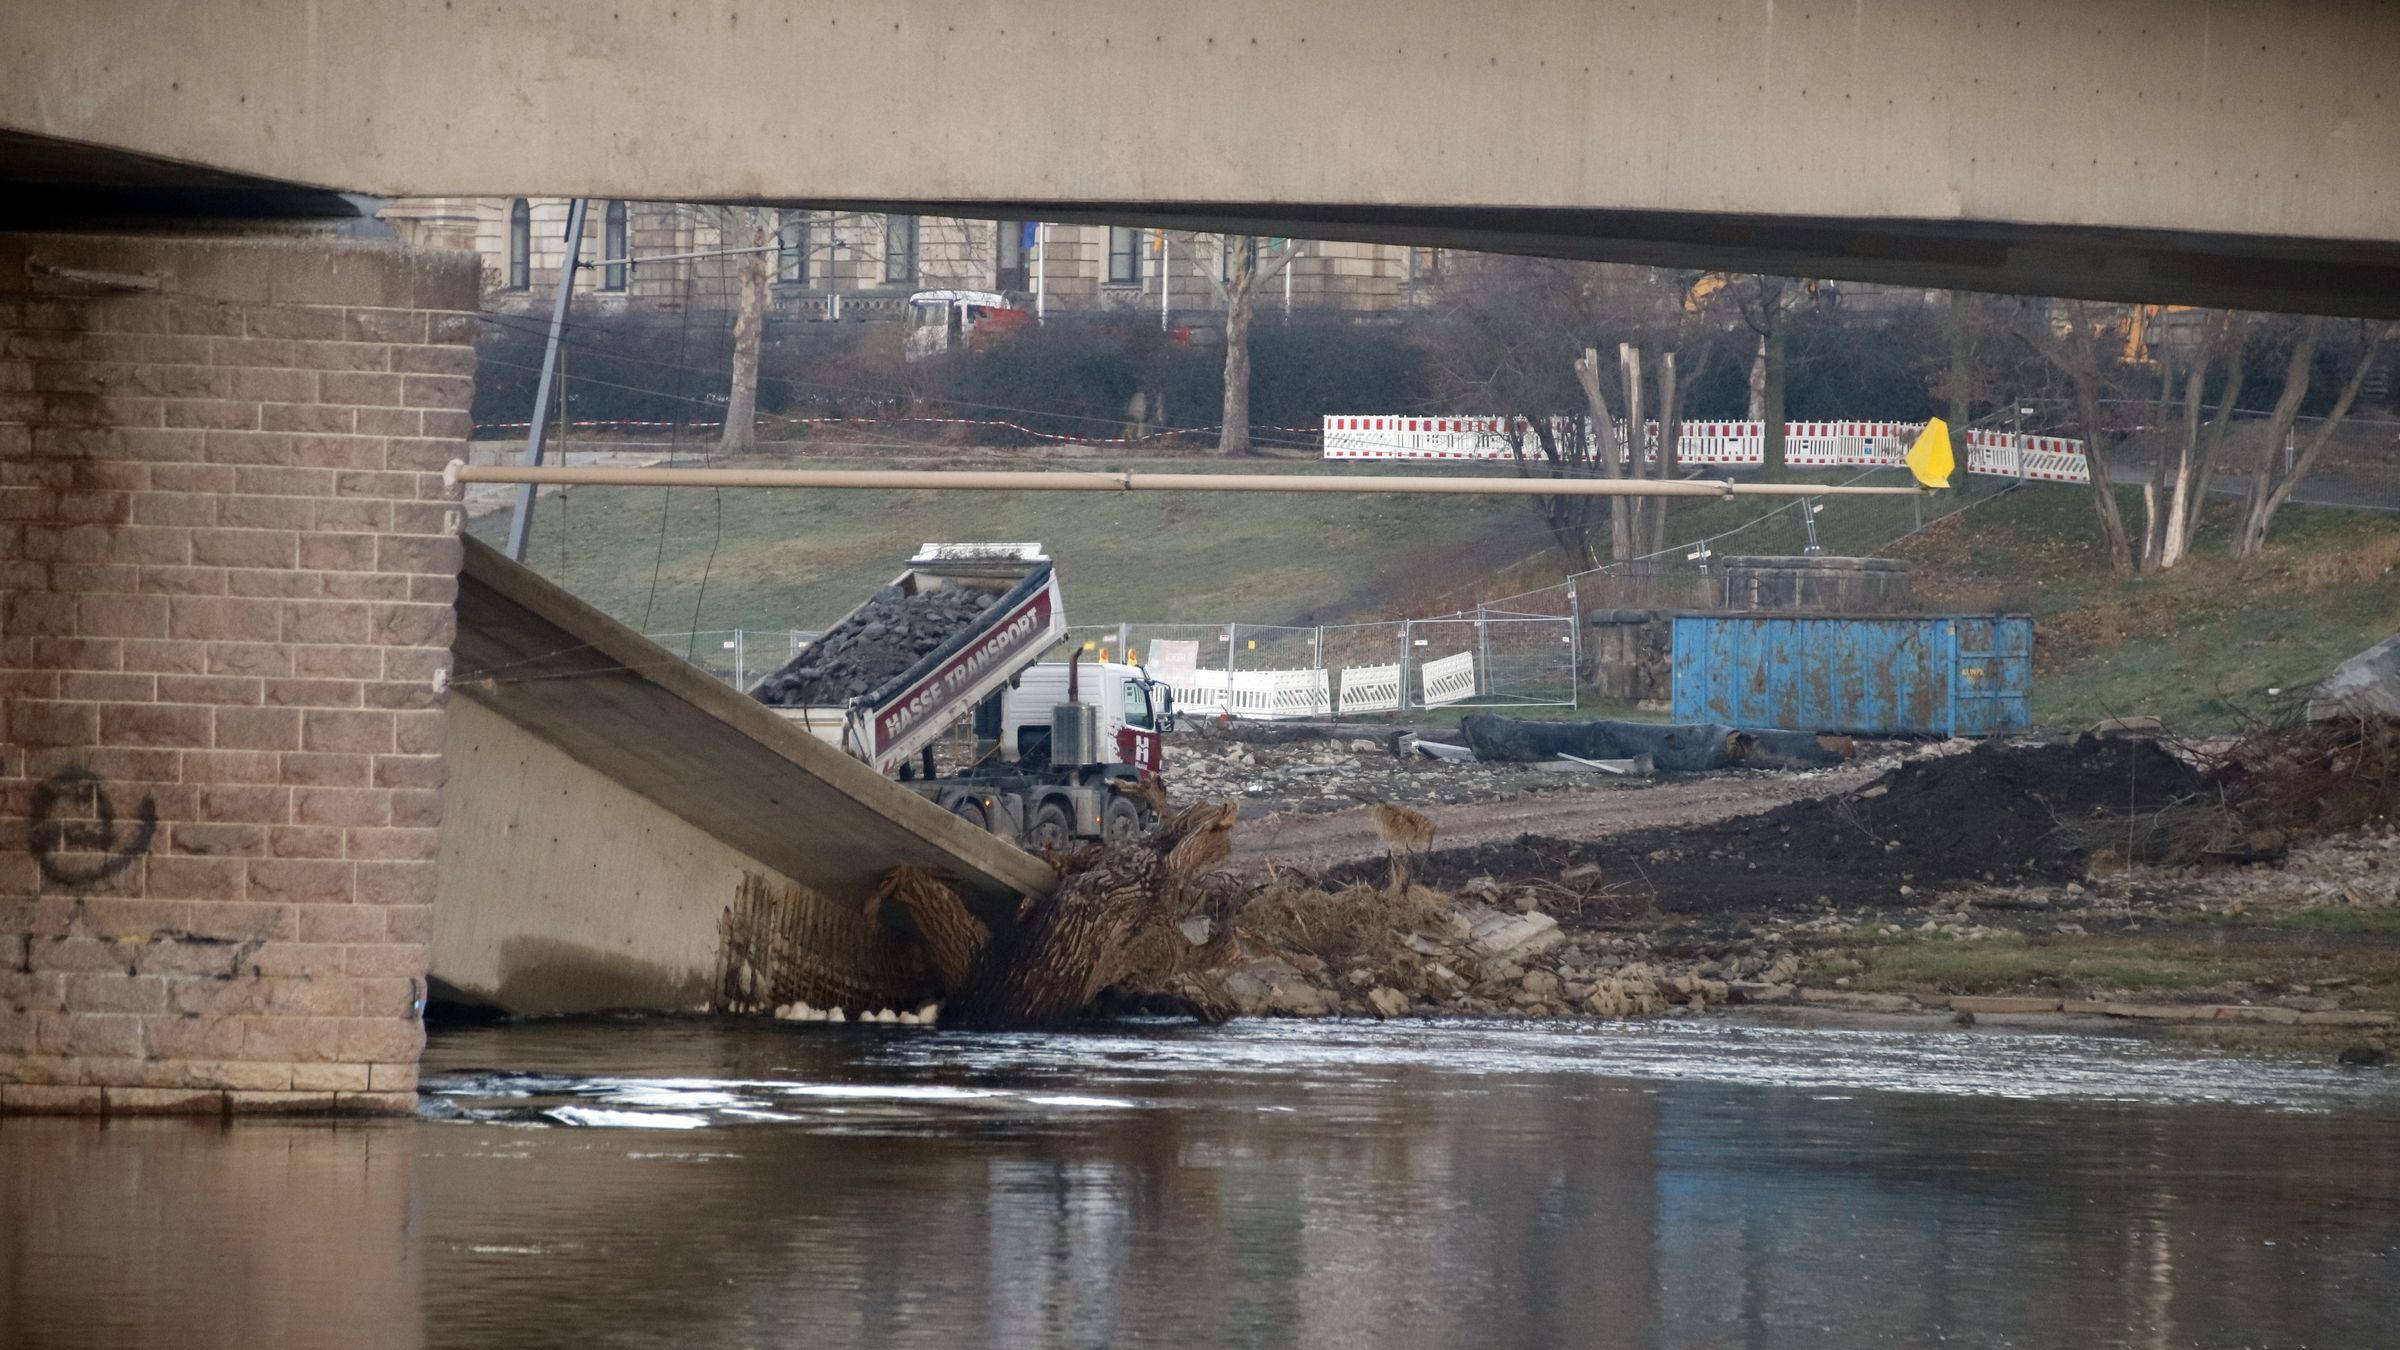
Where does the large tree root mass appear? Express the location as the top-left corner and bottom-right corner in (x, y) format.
(872, 798), (1244, 1029)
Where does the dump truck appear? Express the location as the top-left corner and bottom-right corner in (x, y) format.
(752, 543), (1176, 848)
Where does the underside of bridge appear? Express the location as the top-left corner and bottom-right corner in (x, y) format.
(2, 0), (2397, 315)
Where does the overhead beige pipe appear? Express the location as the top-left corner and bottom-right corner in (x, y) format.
(444, 462), (1925, 498)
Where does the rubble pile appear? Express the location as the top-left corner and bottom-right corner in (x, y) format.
(751, 585), (998, 705)
(1165, 727), (1609, 813)
(1188, 887), (1773, 1021)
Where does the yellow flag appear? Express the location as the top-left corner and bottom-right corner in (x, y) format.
(1906, 418), (1955, 489)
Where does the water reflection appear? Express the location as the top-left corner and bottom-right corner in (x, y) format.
(0, 1117), (419, 1350)
(5, 1018), (2397, 1349)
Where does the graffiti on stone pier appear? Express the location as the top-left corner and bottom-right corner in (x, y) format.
(25, 765), (157, 888)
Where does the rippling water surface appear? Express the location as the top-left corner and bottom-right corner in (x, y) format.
(7, 1016), (2400, 1349)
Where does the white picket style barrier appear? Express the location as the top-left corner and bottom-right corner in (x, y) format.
(1243, 669), (1330, 719)
(1167, 670), (1227, 716)
(1960, 430), (2093, 483)
(1337, 662), (1402, 714)
(1419, 651), (1478, 707)
(1169, 668), (1329, 720)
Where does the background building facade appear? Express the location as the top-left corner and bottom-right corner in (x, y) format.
(378, 198), (1441, 326)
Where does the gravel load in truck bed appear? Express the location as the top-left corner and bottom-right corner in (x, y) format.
(750, 585), (1000, 706)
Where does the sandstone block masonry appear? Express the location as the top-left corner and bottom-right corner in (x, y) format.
(0, 233), (477, 1114)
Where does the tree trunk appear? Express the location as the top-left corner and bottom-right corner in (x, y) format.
(2233, 319), (2324, 560)
(1620, 344), (1649, 558)
(1650, 351), (1682, 558)
(1946, 291), (1975, 432)
(1760, 305), (1788, 483)
(1573, 347), (1633, 562)
(1216, 238), (1257, 455)
(2136, 350), (2176, 574)
(1946, 291), (1977, 498)
(2155, 313), (2240, 571)
(2054, 303), (2134, 575)
(719, 208), (771, 455)
(1526, 417), (1596, 570)
(2238, 319), (2394, 558)
(2154, 347), (2206, 572)
(2175, 316), (2244, 564)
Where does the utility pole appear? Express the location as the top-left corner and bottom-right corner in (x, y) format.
(1034, 222), (1047, 323)
(505, 197), (588, 562)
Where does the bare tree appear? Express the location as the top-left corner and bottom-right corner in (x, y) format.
(1571, 344), (1632, 562)
(1736, 277), (1799, 482)
(2231, 317), (2395, 560)
(1189, 235), (1306, 455)
(1420, 256), (1686, 568)
(2020, 301), (2140, 575)
(707, 205), (775, 454)
(2145, 310), (2242, 571)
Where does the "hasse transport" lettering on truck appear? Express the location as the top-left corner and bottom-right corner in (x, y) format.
(872, 589), (1055, 758)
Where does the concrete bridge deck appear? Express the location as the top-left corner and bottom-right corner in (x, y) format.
(4, 1), (2398, 313)
(435, 536), (1052, 1014)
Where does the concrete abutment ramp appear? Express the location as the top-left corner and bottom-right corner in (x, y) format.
(435, 536), (1054, 1017)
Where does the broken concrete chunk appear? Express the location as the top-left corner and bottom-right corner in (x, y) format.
(1411, 739), (1478, 763)
(1223, 956), (1336, 1017)
(2310, 635), (2400, 721)
(1467, 908), (1563, 960)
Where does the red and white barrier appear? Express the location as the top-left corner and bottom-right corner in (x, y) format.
(1321, 416), (2090, 483)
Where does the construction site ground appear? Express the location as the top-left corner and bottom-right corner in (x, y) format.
(1179, 721), (2400, 1062)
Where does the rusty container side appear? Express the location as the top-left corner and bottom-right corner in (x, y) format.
(1669, 613), (2033, 736)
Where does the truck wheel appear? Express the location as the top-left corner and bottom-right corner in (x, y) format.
(1102, 796), (1143, 847)
(951, 798), (992, 832)
(1029, 802), (1073, 851)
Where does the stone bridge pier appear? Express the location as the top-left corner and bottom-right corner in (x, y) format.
(1, 232), (477, 1114)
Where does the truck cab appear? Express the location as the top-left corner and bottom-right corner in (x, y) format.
(903, 290), (1029, 361)
(997, 661), (1174, 776)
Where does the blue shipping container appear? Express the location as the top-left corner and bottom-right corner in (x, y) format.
(1669, 614), (2033, 737)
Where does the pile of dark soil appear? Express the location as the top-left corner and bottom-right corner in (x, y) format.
(1332, 738), (2209, 917)
(751, 585), (998, 705)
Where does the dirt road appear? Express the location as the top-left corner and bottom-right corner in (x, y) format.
(1232, 757), (1891, 871)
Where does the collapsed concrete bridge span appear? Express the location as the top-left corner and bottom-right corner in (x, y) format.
(435, 536), (1054, 1016)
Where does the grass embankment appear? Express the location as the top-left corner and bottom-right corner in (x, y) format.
(485, 445), (2400, 732)
(476, 455), (1553, 633)
(1791, 912), (2400, 1011)
(1893, 485), (2400, 729)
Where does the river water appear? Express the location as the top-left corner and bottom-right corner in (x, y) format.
(5, 1017), (2398, 1349)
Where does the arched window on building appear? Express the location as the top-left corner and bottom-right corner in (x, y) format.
(506, 198), (531, 290)
(600, 201), (628, 292)
(778, 210), (811, 285)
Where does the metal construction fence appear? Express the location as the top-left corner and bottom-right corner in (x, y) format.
(644, 629), (817, 690)
(1049, 614), (1578, 721)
